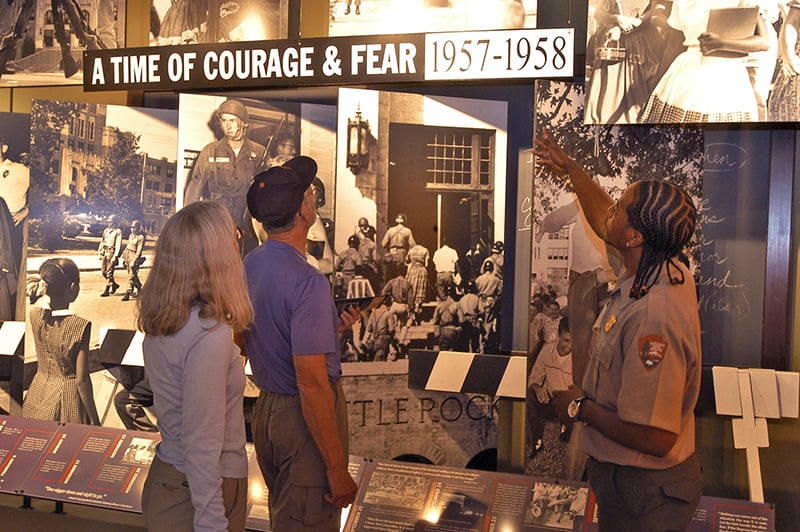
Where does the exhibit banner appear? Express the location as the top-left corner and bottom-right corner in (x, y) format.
(83, 28), (574, 91)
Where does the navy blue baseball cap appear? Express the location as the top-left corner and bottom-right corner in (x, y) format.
(248, 156), (317, 228)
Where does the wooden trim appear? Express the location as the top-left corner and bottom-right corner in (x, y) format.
(763, 129), (795, 370)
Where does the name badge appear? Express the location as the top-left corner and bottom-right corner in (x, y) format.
(604, 314), (617, 332)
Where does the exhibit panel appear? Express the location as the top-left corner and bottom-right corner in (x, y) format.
(150, 0), (289, 45)
(529, 79), (704, 477)
(335, 87), (509, 359)
(581, 0), (795, 124)
(24, 100), (178, 369)
(328, 0), (538, 37)
(176, 93), (303, 256)
(0, 111), (32, 324)
(0, 1), (796, 529)
(0, 0), (127, 88)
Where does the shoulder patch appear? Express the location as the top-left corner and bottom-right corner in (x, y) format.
(639, 334), (667, 369)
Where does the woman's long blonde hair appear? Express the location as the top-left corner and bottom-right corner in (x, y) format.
(137, 201), (253, 335)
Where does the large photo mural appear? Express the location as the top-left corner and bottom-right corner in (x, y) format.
(0, 112), (32, 323)
(0, 0), (126, 87)
(529, 80), (704, 477)
(150, 0), (288, 45)
(24, 99), (178, 426)
(582, 0), (794, 124)
(335, 87), (508, 362)
(329, 0), (537, 36)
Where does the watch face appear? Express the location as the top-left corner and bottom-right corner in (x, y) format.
(568, 399), (580, 419)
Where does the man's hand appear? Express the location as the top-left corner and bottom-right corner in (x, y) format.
(532, 383), (551, 404)
(11, 206), (28, 226)
(324, 464), (358, 508)
(338, 305), (361, 335)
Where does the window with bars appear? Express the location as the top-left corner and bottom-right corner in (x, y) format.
(426, 131), (493, 189)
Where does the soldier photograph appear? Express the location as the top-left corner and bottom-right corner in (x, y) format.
(24, 100), (178, 429)
(179, 94), (302, 258)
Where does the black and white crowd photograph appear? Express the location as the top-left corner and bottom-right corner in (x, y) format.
(335, 87), (509, 363)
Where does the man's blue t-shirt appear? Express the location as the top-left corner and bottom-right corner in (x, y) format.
(243, 239), (341, 395)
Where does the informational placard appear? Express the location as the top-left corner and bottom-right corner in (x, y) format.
(342, 457), (775, 532)
(344, 459), (591, 531)
(0, 416), (160, 512)
(0, 417), (59, 492)
(0, 416), (778, 531)
(687, 495), (775, 532)
(83, 29), (573, 92)
(19, 424), (159, 512)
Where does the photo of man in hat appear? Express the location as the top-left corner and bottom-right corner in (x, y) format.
(184, 98), (266, 255)
(381, 212), (415, 279)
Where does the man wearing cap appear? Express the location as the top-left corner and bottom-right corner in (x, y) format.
(242, 156), (359, 530)
(121, 220), (145, 301)
(381, 212), (415, 279)
(98, 215), (122, 297)
(184, 98), (265, 254)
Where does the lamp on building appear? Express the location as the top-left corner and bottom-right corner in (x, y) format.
(347, 106), (374, 175)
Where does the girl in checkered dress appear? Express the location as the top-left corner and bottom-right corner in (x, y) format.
(23, 258), (100, 425)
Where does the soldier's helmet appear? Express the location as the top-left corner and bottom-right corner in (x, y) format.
(216, 99), (249, 123)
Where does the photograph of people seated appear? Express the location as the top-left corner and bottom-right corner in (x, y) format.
(583, 0), (794, 124)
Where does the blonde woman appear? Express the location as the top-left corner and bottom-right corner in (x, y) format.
(138, 201), (253, 532)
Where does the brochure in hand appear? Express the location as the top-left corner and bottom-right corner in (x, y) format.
(335, 294), (389, 315)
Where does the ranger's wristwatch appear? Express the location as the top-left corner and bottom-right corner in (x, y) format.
(568, 396), (587, 421)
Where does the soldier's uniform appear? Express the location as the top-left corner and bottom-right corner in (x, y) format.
(184, 136), (265, 232)
(98, 223), (122, 295)
(122, 227), (146, 300)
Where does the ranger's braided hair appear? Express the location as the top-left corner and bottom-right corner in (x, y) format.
(626, 180), (697, 299)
